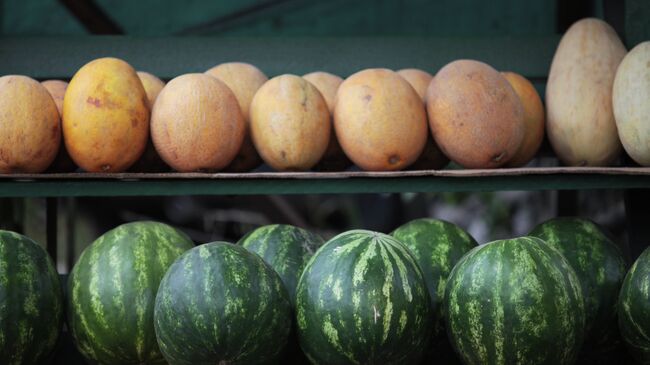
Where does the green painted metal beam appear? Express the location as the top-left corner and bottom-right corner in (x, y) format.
(0, 174), (649, 197)
(0, 35), (559, 80)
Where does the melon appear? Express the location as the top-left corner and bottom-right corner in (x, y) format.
(546, 18), (626, 166)
(502, 72), (545, 167)
(619, 246), (650, 363)
(250, 74), (330, 171)
(63, 57), (149, 172)
(67, 221), (194, 364)
(41, 79), (77, 173)
(426, 60), (524, 169)
(296, 230), (432, 364)
(529, 217), (627, 345)
(303, 71), (352, 171)
(444, 236), (585, 365)
(335, 68), (428, 171)
(154, 242), (292, 364)
(613, 41), (650, 166)
(206, 62), (268, 172)
(0, 75), (60, 173)
(129, 71), (169, 173)
(0, 230), (64, 364)
(151, 73), (245, 172)
(397, 68), (449, 170)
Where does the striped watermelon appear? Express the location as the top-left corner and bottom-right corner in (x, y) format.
(67, 221), (194, 364)
(618, 246), (650, 363)
(529, 217), (627, 344)
(239, 224), (324, 305)
(154, 242), (292, 364)
(0, 230), (63, 365)
(295, 230), (432, 365)
(444, 236), (585, 365)
(391, 218), (477, 335)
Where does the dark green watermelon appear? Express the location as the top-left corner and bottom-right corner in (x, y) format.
(154, 242), (292, 365)
(295, 230), (432, 365)
(618, 246), (650, 363)
(67, 221), (194, 364)
(529, 217), (627, 344)
(444, 236), (585, 365)
(391, 218), (477, 335)
(239, 224), (324, 305)
(0, 230), (63, 365)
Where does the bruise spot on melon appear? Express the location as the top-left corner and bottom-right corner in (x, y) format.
(280, 150), (287, 160)
(492, 152), (505, 163)
(86, 97), (102, 107)
(363, 94), (372, 103)
(388, 154), (401, 165)
(131, 118), (138, 128)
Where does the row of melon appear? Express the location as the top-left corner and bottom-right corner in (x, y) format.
(2, 17), (649, 174)
(2, 217), (649, 364)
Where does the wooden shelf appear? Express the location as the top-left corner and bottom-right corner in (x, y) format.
(1, 167), (650, 197)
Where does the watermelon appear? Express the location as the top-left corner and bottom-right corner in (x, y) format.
(67, 221), (194, 364)
(295, 229), (432, 365)
(154, 242), (292, 365)
(618, 246), (650, 363)
(0, 230), (63, 365)
(239, 224), (324, 305)
(391, 218), (477, 335)
(444, 236), (585, 365)
(529, 217), (627, 344)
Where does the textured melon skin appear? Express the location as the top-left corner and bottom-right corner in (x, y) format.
(0, 230), (63, 365)
(619, 247), (650, 364)
(67, 221), (194, 364)
(295, 230), (432, 365)
(391, 218), (477, 335)
(529, 217), (627, 345)
(239, 224), (324, 306)
(154, 242), (292, 365)
(444, 236), (585, 365)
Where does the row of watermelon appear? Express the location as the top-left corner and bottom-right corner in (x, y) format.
(0, 218), (647, 364)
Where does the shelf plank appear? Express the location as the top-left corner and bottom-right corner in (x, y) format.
(1, 168), (650, 197)
(0, 36), (559, 80)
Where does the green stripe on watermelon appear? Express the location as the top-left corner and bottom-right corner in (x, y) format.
(67, 221), (194, 364)
(444, 236), (585, 365)
(391, 218), (477, 336)
(0, 230), (63, 365)
(154, 242), (292, 365)
(529, 217), (627, 345)
(618, 246), (650, 363)
(239, 224), (324, 306)
(295, 229), (432, 365)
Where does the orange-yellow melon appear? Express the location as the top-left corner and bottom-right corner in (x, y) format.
(41, 79), (77, 172)
(426, 60), (524, 168)
(501, 72), (545, 167)
(151, 73), (245, 172)
(250, 74), (330, 171)
(0, 75), (60, 173)
(206, 62), (268, 172)
(335, 68), (427, 171)
(137, 71), (165, 109)
(63, 57), (149, 172)
(397, 68), (449, 170)
(303, 71), (351, 171)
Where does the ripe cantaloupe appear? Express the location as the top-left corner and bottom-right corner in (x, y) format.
(0, 76), (61, 173)
(303, 71), (351, 171)
(426, 60), (524, 169)
(206, 62), (268, 172)
(502, 72), (545, 167)
(335, 68), (427, 171)
(151, 73), (245, 172)
(63, 57), (149, 172)
(397, 68), (449, 170)
(250, 74), (330, 171)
